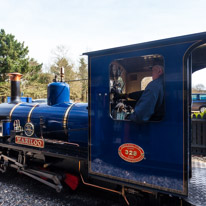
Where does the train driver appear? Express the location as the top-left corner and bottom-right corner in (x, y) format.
(128, 64), (164, 123)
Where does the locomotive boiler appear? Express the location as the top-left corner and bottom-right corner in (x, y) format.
(0, 70), (89, 192)
(0, 72), (88, 144)
(0, 32), (206, 205)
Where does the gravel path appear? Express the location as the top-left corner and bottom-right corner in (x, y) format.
(0, 168), (121, 206)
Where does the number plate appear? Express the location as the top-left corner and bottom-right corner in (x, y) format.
(118, 143), (144, 163)
(15, 136), (44, 148)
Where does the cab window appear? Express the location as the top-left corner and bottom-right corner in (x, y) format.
(109, 54), (164, 121)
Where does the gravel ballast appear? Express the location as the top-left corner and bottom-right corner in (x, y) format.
(0, 168), (121, 206)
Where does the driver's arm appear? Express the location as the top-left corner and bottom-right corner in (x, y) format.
(129, 80), (161, 123)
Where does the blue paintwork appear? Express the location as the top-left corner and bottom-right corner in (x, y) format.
(68, 103), (88, 146)
(0, 80), (87, 144)
(85, 32), (206, 196)
(10, 102), (88, 143)
(0, 32), (205, 198)
(7, 97), (32, 103)
(47, 82), (70, 106)
(2, 120), (11, 136)
(0, 103), (16, 119)
(0, 101), (88, 145)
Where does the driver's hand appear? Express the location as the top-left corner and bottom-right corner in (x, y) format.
(115, 93), (128, 99)
(125, 113), (131, 120)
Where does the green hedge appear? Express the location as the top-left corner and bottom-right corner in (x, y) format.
(192, 111), (206, 119)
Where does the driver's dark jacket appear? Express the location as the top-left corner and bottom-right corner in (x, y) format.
(129, 75), (164, 123)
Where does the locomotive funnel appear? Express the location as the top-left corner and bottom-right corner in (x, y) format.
(8, 73), (23, 104)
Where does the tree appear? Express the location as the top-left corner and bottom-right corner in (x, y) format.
(0, 29), (30, 81)
(22, 82), (48, 99)
(0, 29), (44, 100)
(51, 45), (70, 62)
(50, 56), (82, 101)
(0, 81), (10, 103)
(193, 84), (206, 92)
(37, 73), (53, 84)
(23, 58), (43, 82)
(50, 45), (75, 79)
(78, 58), (88, 102)
(50, 57), (76, 81)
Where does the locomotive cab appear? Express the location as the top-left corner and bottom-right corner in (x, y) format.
(85, 32), (206, 202)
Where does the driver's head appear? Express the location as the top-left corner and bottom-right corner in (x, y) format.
(152, 65), (164, 80)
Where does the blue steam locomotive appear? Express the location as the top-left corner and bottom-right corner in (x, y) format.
(0, 32), (206, 205)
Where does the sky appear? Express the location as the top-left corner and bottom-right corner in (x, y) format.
(1, 0), (206, 86)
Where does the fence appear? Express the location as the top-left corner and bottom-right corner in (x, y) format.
(191, 119), (206, 155)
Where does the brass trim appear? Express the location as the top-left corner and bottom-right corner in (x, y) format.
(63, 103), (75, 135)
(24, 122), (35, 136)
(78, 161), (128, 203)
(122, 186), (130, 205)
(9, 103), (22, 120)
(27, 103), (39, 123)
(88, 169), (186, 195)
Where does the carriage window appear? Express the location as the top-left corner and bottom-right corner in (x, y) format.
(110, 55), (164, 122)
(200, 94), (206, 100)
(192, 94), (198, 101)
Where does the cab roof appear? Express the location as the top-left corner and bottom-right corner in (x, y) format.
(83, 32), (206, 73)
